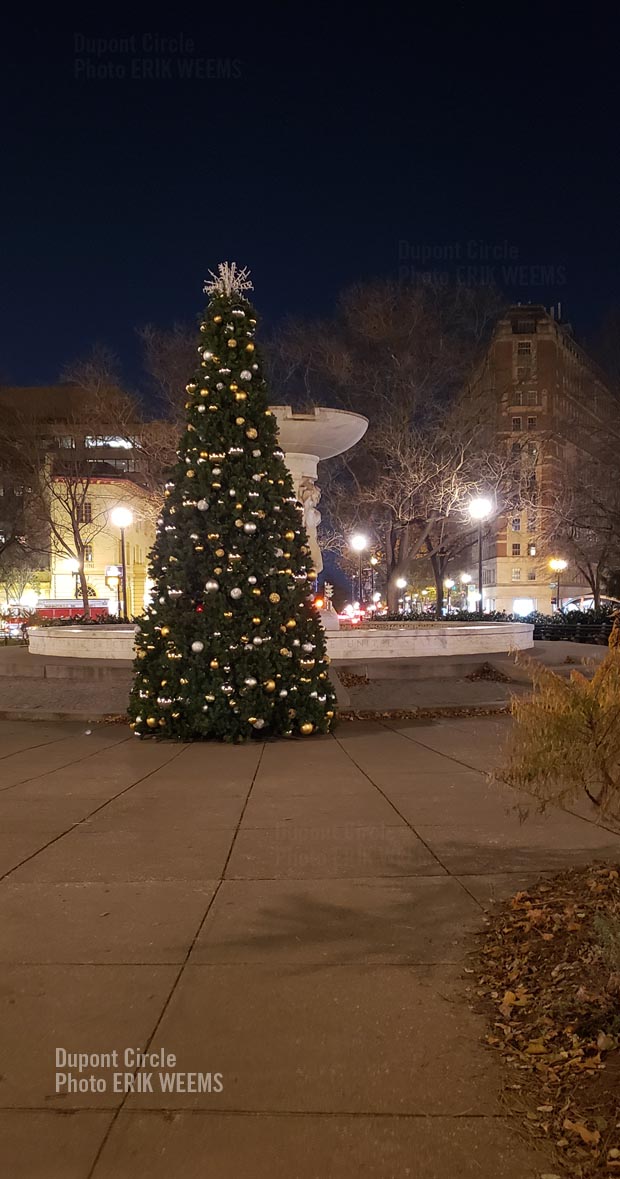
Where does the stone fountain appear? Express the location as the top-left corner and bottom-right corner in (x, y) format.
(269, 405), (369, 577)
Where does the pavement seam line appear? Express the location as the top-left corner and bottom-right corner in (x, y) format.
(332, 732), (452, 878)
(334, 727), (490, 914)
(0, 732), (83, 764)
(85, 741), (266, 1179)
(0, 743), (188, 883)
(381, 718), (620, 843)
(0, 731), (134, 795)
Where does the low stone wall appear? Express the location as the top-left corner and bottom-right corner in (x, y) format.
(28, 626), (138, 661)
(28, 621), (534, 662)
(327, 622), (533, 660)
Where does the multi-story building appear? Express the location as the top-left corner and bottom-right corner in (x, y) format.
(462, 305), (619, 614)
(0, 384), (157, 616)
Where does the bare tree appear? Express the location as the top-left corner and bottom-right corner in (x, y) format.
(271, 280), (510, 614)
(137, 322), (196, 423)
(534, 457), (620, 609)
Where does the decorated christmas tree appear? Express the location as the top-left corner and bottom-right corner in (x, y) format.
(129, 263), (337, 741)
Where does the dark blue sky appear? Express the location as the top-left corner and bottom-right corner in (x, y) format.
(1, 12), (618, 389)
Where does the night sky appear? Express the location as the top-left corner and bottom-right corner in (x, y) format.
(1, 13), (618, 390)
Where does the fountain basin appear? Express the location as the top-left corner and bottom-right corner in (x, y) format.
(29, 621), (533, 661)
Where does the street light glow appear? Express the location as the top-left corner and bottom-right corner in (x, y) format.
(460, 573), (472, 584)
(395, 577), (407, 589)
(369, 555), (378, 566)
(444, 578), (455, 589)
(350, 533), (368, 552)
(468, 496), (493, 521)
(111, 506), (133, 529)
(549, 558), (567, 572)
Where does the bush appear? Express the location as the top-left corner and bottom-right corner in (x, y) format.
(500, 650), (620, 826)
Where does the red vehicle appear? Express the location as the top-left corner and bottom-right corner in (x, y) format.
(33, 598), (111, 621)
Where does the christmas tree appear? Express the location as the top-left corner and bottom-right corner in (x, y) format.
(129, 263), (337, 741)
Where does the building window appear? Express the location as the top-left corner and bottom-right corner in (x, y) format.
(527, 512), (537, 532)
(512, 416), (522, 432)
(526, 389), (540, 406)
(512, 543), (521, 556)
(511, 568), (521, 581)
(511, 442), (521, 458)
(482, 568), (494, 586)
(528, 568), (537, 580)
(528, 543), (537, 557)
(56, 436), (74, 448)
(78, 502), (92, 525)
(527, 416), (537, 430)
(84, 544), (94, 564)
(511, 516), (521, 531)
(517, 339), (533, 353)
(512, 390), (523, 406)
(527, 443), (538, 459)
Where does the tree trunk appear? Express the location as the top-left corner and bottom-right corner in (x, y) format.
(77, 564), (91, 618)
(429, 555), (446, 619)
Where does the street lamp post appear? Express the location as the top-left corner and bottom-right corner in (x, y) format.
(468, 497), (493, 619)
(444, 578), (455, 615)
(110, 506), (134, 621)
(370, 555), (378, 599)
(395, 576), (407, 615)
(549, 558), (568, 613)
(350, 533), (368, 606)
(460, 572), (472, 609)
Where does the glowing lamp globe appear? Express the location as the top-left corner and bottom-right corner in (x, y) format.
(111, 506), (134, 529)
(468, 497), (493, 521)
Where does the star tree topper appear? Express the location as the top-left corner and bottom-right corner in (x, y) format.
(203, 262), (254, 297)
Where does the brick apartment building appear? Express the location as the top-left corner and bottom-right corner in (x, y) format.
(464, 304), (619, 614)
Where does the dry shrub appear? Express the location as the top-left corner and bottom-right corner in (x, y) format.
(501, 651), (620, 825)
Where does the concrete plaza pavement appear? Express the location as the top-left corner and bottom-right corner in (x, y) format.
(0, 716), (619, 1177)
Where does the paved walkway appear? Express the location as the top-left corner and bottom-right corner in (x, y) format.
(1, 716), (619, 1177)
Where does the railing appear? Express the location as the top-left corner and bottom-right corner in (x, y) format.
(532, 619), (613, 643)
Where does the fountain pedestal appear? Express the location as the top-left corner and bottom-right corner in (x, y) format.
(269, 406), (368, 577)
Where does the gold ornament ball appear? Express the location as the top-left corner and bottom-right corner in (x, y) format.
(300, 723), (314, 735)
(280, 647), (290, 656)
(171, 711), (180, 718)
(146, 717), (158, 729)
(224, 611), (233, 618)
(208, 405), (218, 412)
(326, 710), (335, 719)
(227, 339), (237, 349)
(129, 721), (136, 729)
(251, 588), (261, 596)
(285, 619), (297, 629)
(264, 680), (276, 692)
(269, 592), (280, 604)
(235, 391), (247, 401)
(200, 450), (209, 458)
(284, 531), (295, 541)
(246, 427), (258, 439)
(137, 650), (146, 659)
(236, 416), (245, 425)
(245, 342), (255, 352)
(210, 659), (219, 669)
(252, 616), (261, 624)
(214, 314), (222, 323)
(215, 547), (225, 557)
(160, 626), (170, 637)
(235, 519), (244, 528)
(186, 469), (195, 479)
(248, 716), (257, 724)
(158, 718), (166, 727)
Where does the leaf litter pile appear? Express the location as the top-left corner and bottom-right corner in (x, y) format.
(475, 865), (620, 1176)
